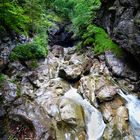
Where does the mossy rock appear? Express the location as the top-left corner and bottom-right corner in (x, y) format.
(10, 32), (48, 61)
(10, 43), (47, 61)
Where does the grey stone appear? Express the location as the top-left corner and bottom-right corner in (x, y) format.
(105, 51), (139, 81)
(95, 0), (140, 65)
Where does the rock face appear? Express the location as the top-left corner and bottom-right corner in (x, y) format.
(0, 30), (29, 71)
(95, 0), (140, 64)
(105, 51), (139, 81)
(48, 23), (75, 47)
(0, 41), (138, 140)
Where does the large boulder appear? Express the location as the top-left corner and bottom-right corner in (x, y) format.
(101, 97), (134, 140)
(58, 54), (93, 82)
(105, 51), (139, 81)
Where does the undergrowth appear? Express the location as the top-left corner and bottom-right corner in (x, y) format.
(10, 33), (48, 61)
(82, 25), (122, 56)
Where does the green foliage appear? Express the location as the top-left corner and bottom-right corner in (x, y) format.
(71, 0), (101, 34)
(22, 0), (48, 33)
(10, 33), (48, 61)
(53, 0), (74, 19)
(0, 73), (5, 88)
(52, 0), (101, 34)
(0, 0), (51, 35)
(0, 1), (30, 34)
(82, 25), (122, 56)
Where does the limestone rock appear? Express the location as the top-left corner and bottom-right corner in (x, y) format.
(105, 51), (139, 81)
(59, 98), (85, 127)
(96, 86), (117, 102)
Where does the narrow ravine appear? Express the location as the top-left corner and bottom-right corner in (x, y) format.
(1, 40), (140, 139)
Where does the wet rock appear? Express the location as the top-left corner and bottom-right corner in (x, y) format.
(35, 78), (70, 117)
(96, 86), (117, 102)
(94, 75), (118, 102)
(20, 77), (34, 97)
(47, 78), (70, 96)
(101, 97), (134, 140)
(91, 59), (110, 76)
(105, 51), (139, 81)
(78, 75), (97, 106)
(59, 98), (85, 127)
(35, 89), (59, 118)
(47, 53), (61, 79)
(50, 45), (64, 58)
(116, 106), (129, 133)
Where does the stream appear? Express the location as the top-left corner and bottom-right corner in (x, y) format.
(1, 43), (140, 140)
(118, 89), (140, 140)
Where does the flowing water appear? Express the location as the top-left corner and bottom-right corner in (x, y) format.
(64, 87), (106, 140)
(118, 89), (140, 140)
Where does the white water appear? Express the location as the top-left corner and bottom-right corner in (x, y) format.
(118, 89), (140, 140)
(64, 87), (106, 140)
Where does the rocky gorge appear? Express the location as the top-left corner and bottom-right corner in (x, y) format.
(0, 0), (140, 139)
(0, 25), (140, 139)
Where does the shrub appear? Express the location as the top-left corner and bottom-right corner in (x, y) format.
(71, 0), (101, 35)
(10, 33), (48, 61)
(0, 1), (30, 34)
(82, 25), (123, 56)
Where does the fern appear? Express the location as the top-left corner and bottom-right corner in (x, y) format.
(10, 33), (48, 61)
(82, 25), (122, 56)
(0, 1), (30, 34)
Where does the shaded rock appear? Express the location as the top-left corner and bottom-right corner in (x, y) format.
(10, 96), (55, 140)
(4, 61), (27, 78)
(64, 47), (76, 55)
(2, 81), (18, 102)
(0, 58), (4, 70)
(0, 31), (29, 71)
(105, 51), (139, 81)
(0, 105), (7, 139)
(48, 23), (75, 47)
(95, 0), (140, 65)
(50, 45), (64, 58)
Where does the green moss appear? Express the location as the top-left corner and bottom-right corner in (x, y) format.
(10, 33), (48, 61)
(82, 25), (123, 56)
(0, 73), (5, 89)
